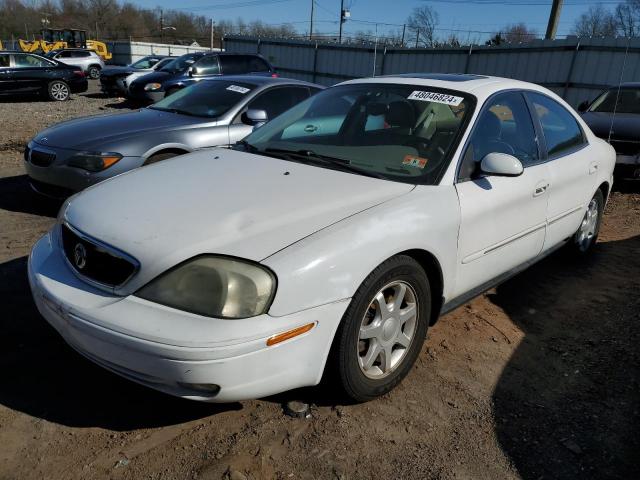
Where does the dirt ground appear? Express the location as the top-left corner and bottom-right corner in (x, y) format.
(0, 82), (638, 480)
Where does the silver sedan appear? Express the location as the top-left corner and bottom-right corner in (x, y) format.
(25, 76), (323, 196)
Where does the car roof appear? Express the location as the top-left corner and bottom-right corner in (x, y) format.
(201, 75), (323, 89)
(341, 73), (558, 103)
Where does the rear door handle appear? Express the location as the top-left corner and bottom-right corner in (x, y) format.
(589, 162), (599, 175)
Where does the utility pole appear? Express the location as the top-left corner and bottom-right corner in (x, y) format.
(160, 9), (164, 43)
(415, 28), (420, 48)
(339, 0), (344, 43)
(210, 18), (214, 50)
(545, 0), (564, 40)
(401, 24), (406, 47)
(309, 0), (314, 40)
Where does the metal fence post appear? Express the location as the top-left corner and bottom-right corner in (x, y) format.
(379, 46), (387, 76)
(563, 40), (580, 99)
(257, 38), (261, 54)
(464, 44), (473, 73)
(312, 42), (318, 83)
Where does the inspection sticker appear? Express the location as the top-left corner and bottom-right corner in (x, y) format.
(403, 154), (428, 169)
(226, 85), (251, 94)
(408, 91), (464, 106)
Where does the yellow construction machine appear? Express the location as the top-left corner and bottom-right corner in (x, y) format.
(17, 28), (112, 60)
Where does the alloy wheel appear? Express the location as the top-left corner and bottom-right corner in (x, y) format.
(577, 198), (599, 252)
(51, 82), (69, 101)
(357, 281), (418, 379)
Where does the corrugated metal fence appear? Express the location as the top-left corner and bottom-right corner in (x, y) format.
(105, 41), (215, 65)
(224, 36), (640, 107)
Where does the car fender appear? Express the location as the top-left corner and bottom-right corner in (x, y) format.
(142, 143), (194, 161)
(262, 185), (460, 318)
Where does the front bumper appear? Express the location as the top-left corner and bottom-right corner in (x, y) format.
(615, 154), (640, 179)
(28, 231), (349, 402)
(127, 86), (163, 103)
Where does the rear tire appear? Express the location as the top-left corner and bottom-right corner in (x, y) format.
(330, 255), (431, 402)
(568, 189), (604, 255)
(88, 65), (101, 79)
(48, 81), (70, 101)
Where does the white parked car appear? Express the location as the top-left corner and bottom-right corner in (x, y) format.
(28, 74), (615, 403)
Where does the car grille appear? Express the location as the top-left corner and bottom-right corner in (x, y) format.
(61, 223), (139, 287)
(610, 138), (640, 157)
(29, 149), (56, 167)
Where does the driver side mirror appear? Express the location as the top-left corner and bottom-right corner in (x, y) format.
(577, 100), (589, 113)
(480, 152), (523, 177)
(187, 66), (195, 77)
(242, 109), (269, 129)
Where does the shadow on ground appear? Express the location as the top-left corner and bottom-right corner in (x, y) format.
(0, 175), (61, 218)
(0, 256), (239, 430)
(491, 236), (640, 479)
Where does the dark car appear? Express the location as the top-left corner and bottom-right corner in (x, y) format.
(579, 83), (640, 180)
(0, 51), (88, 101)
(128, 52), (276, 103)
(99, 55), (174, 95)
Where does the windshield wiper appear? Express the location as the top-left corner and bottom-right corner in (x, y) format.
(149, 106), (202, 117)
(263, 148), (386, 180)
(235, 139), (259, 153)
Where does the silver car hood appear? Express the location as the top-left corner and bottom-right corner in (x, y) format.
(33, 109), (215, 153)
(64, 148), (413, 294)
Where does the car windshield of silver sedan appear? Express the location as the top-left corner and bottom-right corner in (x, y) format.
(148, 80), (256, 118)
(239, 83), (474, 184)
(159, 54), (198, 73)
(589, 88), (640, 114)
(131, 56), (163, 69)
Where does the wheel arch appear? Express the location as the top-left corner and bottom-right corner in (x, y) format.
(598, 181), (610, 203)
(142, 145), (192, 161)
(399, 249), (444, 326)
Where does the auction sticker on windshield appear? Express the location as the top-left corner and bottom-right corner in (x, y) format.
(408, 91), (464, 106)
(227, 85), (251, 94)
(403, 154), (428, 169)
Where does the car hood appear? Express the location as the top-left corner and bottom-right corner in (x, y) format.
(32, 109), (207, 153)
(64, 148), (414, 294)
(100, 66), (137, 77)
(581, 111), (640, 140)
(130, 70), (174, 86)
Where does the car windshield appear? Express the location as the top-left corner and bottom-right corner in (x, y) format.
(131, 56), (163, 69)
(589, 88), (640, 114)
(148, 80), (256, 118)
(239, 83), (474, 184)
(44, 51), (59, 58)
(159, 54), (199, 73)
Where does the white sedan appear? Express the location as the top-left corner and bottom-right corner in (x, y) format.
(28, 74), (615, 402)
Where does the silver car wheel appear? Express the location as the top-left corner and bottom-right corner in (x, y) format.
(89, 67), (100, 79)
(577, 198), (599, 252)
(358, 281), (418, 379)
(51, 82), (69, 101)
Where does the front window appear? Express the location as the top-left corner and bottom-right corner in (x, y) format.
(238, 83), (474, 184)
(149, 80), (256, 118)
(160, 53), (199, 73)
(588, 88), (640, 114)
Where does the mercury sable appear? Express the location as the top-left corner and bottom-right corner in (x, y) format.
(28, 74), (615, 402)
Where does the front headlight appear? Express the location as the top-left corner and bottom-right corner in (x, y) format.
(144, 82), (162, 91)
(68, 151), (122, 172)
(136, 255), (276, 319)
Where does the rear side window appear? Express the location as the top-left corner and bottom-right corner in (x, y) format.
(220, 55), (270, 75)
(527, 92), (586, 157)
(14, 54), (52, 68)
(0, 54), (9, 67)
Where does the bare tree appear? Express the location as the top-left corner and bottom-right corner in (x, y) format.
(572, 4), (618, 37)
(616, 0), (640, 37)
(501, 23), (538, 43)
(407, 5), (439, 47)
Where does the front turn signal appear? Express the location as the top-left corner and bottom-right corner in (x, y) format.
(266, 323), (315, 347)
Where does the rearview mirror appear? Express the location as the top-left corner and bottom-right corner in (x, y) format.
(480, 152), (523, 177)
(577, 100), (589, 113)
(242, 109), (269, 129)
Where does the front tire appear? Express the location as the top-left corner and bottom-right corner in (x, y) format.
(48, 81), (70, 101)
(331, 255), (431, 402)
(569, 189), (604, 254)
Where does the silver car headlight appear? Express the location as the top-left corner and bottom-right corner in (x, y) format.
(68, 151), (122, 172)
(136, 255), (276, 319)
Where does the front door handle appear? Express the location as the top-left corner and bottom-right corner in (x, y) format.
(533, 182), (550, 197)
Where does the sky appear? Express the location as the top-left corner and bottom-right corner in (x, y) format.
(132, 0), (622, 41)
